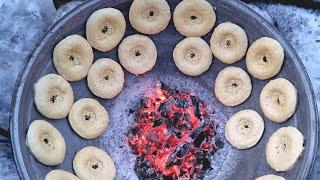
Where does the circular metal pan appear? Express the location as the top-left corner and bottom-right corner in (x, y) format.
(10, 0), (318, 179)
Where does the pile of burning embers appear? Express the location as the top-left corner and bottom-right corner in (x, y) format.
(127, 83), (220, 179)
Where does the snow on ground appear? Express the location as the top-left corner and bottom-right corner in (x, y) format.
(0, 0), (55, 130)
(0, 0), (55, 179)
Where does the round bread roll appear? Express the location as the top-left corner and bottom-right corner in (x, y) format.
(69, 98), (109, 139)
(26, 120), (66, 166)
(118, 34), (157, 75)
(246, 37), (284, 80)
(210, 22), (248, 64)
(225, 109), (264, 149)
(53, 35), (93, 81)
(86, 8), (126, 52)
(129, 0), (171, 34)
(173, 0), (216, 37)
(87, 58), (124, 99)
(173, 37), (212, 76)
(215, 66), (252, 106)
(260, 78), (297, 123)
(34, 74), (74, 119)
(266, 126), (304, 172)
(73, 146), (116, 180)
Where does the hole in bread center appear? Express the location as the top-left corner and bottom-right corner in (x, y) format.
(83, 111), (95, 121)
(50, 95), (57, 103)
(226, 40), (232, 46)
(69, 55), (74, 61)
(190, 15), (197, 20)
(276, 136), (289, 153)
(132, 47), (145, 62)
(186, 49), (200, 64)
(135, 51), (142, 57)
(223, 35), (235, 48)
(102, 26), (108, 33)
(228, 79), (241, 91)
(238, 119), (252, 136)
(232, 83), (238, 88)
(41, 135), (55, 149)
(103, 70), (115, 84)
(280, 137), (288, 149)
(49, 88), (62, 103)
(144, 9), (158, 21)
(271, 92), (285, 106)
(84, 115), (91, 121)
(90, 160), (102, 170)
(263, 56), (268, 62)
(67, 53), (81, 66)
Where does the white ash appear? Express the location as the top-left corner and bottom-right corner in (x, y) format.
(98, 72), (240, 179)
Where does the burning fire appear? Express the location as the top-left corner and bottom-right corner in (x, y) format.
(127, 83), (216, 179)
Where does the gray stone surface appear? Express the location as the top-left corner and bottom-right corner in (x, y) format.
(0, 1), (319, 179)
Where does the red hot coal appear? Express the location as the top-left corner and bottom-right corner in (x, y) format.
(127, 82), (217, 180)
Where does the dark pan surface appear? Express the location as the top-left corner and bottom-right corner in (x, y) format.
(10, 0), (318, 179)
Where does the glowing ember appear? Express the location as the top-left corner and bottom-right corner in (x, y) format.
(127, 83), (216, 179)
